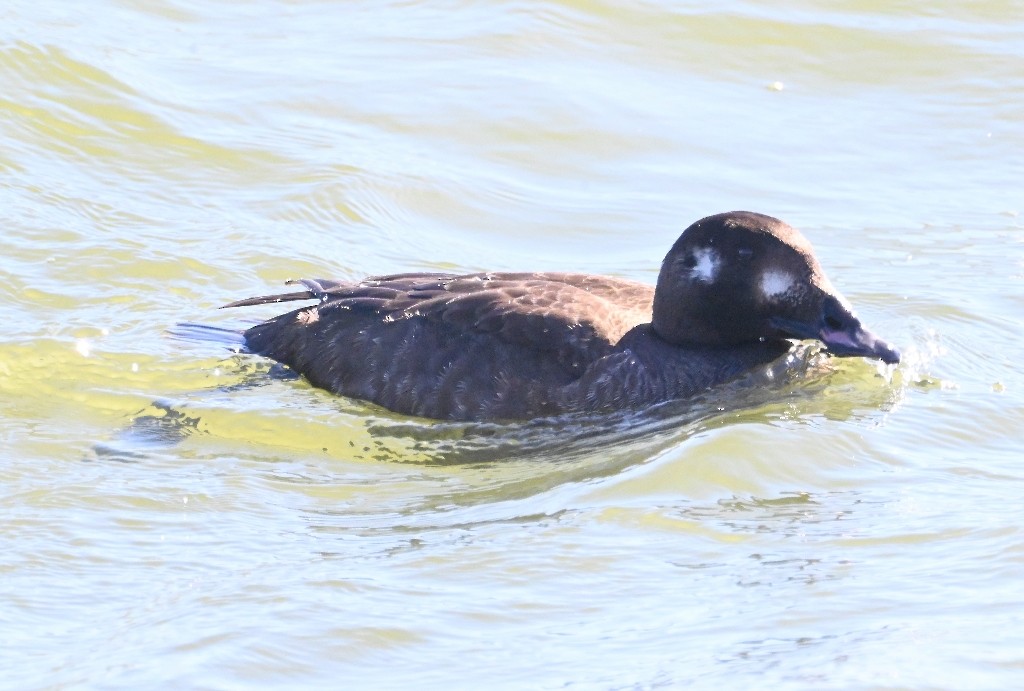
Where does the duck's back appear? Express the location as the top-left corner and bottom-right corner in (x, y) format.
(238, 271), (656, 420)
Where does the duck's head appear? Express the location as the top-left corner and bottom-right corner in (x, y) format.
(652, 211), (900, 364)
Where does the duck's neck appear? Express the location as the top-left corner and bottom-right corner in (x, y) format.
(623, 324), (792, 393)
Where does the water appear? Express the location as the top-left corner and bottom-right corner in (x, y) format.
(2, 0), (1022, 688)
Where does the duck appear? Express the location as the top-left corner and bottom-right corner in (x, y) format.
(223, 211), (899, 421)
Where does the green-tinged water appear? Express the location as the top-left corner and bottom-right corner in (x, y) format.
(1, 1), (1022, 688)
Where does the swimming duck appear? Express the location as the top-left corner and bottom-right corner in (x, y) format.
(224, 211), (899, 420)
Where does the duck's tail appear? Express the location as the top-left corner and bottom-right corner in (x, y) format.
(166, 322), (248, 350)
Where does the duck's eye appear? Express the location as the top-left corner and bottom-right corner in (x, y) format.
(681, 254), (697, 269)
(738, 247), (754, 260)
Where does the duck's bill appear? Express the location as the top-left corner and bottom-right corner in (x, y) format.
(770, 310), (901, 365)
(816, 323), (900, 364)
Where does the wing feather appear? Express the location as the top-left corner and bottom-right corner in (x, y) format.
(225, 271), (655, 418)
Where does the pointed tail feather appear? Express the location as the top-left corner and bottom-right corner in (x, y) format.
(221, 290), (316, 308)
(221, 278), (337, 309)
(167, 322), (248, 350)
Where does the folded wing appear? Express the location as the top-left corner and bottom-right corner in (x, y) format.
(225, 272), (654, 419)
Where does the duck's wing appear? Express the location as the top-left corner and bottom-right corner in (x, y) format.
(390, 272), (653, 350)
(227, 271), (653, 356)
(222, 272), (655, 419)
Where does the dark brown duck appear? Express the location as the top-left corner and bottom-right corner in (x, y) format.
(224, 211), (899, 420)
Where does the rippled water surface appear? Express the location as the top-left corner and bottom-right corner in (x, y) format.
(2, 1), (1022, 688)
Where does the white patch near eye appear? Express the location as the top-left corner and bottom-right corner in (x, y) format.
(690, 247), (720, 283)
(760, 270), (796, 299)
